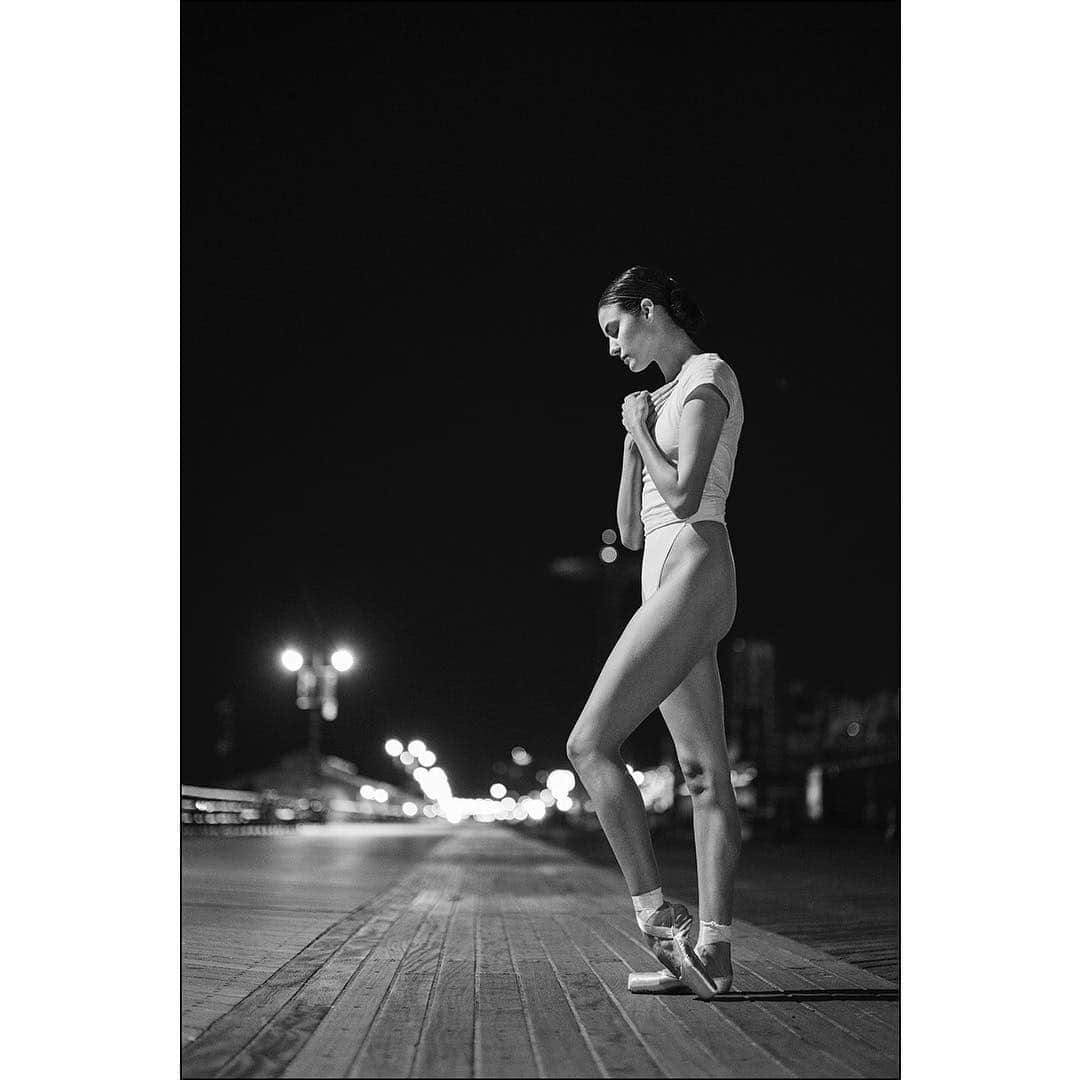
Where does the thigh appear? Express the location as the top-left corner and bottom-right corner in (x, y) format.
(575, 534), (732, 751)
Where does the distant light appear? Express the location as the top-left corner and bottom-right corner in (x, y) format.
(546, 769), (576, 797)
(385, 738), (404, 757)
(321, 699), (337, 721)
(414, 767), (429, 781)
(540, 790), (555, 806)
(846, 722), (861, 737)
(525, 799), (546, 821)
(500, 796), (515, 811)
(600, 546), (617, 563)
(511, 746), (532, 766)
(402, 801), (418, 817)
(490, 783), (507, 799)
(806, 767), (823, 822)
(601, 528), (617, 545)
(418, 750), (436, 768)
(422, 804), (437, 818)
(556, 796), (573, 812)
(281, 648), (304, 672)
(408, 739), (427, 757)
(399, 751), (415, 766)
(374, 788), (388, 803)
(330, 648), (355, 672)
(360, 784), (375, 800)
(633, 770), (645, 786)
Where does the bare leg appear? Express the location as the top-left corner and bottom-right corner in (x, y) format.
(656, 528), (739, 986)
(660, 649), (741, 926)
(566, 522), (736, 902)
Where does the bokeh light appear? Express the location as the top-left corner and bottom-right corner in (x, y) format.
(280, 648), (304, 672)
(546, 769), (576, 797)
(330, 648), (354, 672)
(385, 738), (403, 757)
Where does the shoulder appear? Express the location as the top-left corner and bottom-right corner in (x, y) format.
(679, 354), (735, 410)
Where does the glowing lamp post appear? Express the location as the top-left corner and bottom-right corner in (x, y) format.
(280, 645), (356, 774)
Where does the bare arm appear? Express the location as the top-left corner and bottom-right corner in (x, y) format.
(627, 386), (729, 518)
(616, 434), (645, 550)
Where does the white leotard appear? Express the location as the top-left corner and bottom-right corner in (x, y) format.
(640, 353), (744, 537)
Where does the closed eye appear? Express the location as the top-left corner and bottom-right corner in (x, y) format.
(604, 321), (618, 337)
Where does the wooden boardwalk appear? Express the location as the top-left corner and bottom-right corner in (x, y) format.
(183, 824), (898, 1078)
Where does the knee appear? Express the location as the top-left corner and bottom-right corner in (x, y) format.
(566, 718), (613, 770)
(682, 757), (740, 820)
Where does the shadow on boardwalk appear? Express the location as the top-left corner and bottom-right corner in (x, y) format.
(182, 824), (898, 1078)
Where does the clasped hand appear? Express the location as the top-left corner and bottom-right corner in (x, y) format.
(621, 391), (656, 438)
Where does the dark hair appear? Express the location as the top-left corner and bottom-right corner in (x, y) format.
(598, 265), (706, 337)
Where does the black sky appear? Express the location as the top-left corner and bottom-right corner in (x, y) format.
(183, 1), (897, 792)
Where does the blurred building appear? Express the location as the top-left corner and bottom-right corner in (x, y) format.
(226, 750), (417, 821)
(726, 638), (779, 766)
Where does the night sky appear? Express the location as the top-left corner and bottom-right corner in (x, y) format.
(183, 1), (897, 793)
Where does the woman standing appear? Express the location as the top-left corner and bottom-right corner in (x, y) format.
(566, 266), (745, 999)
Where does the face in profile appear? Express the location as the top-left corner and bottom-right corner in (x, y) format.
(598, 301), (658, 375)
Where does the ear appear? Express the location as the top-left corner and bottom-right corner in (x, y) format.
(639, 298), (654, 319)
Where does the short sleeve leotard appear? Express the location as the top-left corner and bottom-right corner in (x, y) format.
(640, 353), (744, 536)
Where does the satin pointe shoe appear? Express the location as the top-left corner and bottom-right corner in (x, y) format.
(695, 925), (734, 994)
(626, 969), (685, 994)
(636, 902), (718, 1001)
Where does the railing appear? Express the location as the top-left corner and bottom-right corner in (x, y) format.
(181, 784), (416, 834)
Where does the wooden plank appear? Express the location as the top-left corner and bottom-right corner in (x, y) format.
(281, 869), (458, 1078)
(587, 959), (731, 1079)
(476, 972), (538, 1078)
(477, 914), (514, 976)
(473, 911), (537, 1078)
(183, 873), (431, 1078)
(733, 945), (900, 1063)
(501, 899), (600, 1077)
(217, 1003), (330, 1079)
(412, 903), (476, 1078)
(348, 972), (438, 1078)
(513, 959), (603, 1078)
(735, 922), (897, 989)
(558, 971), (663, 1079)
(411, 958), (475, 1079)
(345, 887), (457, 1078)
(529, 915), (591, 973)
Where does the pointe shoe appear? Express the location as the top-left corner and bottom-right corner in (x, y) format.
(695, 941), (734, 994)
(636, 902), (718, 1001)
(626, 969), (684, 993)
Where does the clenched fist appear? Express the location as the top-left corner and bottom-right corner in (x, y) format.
(622, 391), (656, 437)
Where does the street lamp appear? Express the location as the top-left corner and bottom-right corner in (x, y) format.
(279, 645), (357, 776)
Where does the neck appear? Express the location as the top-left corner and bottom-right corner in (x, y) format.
(655, 328), (700, 383)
